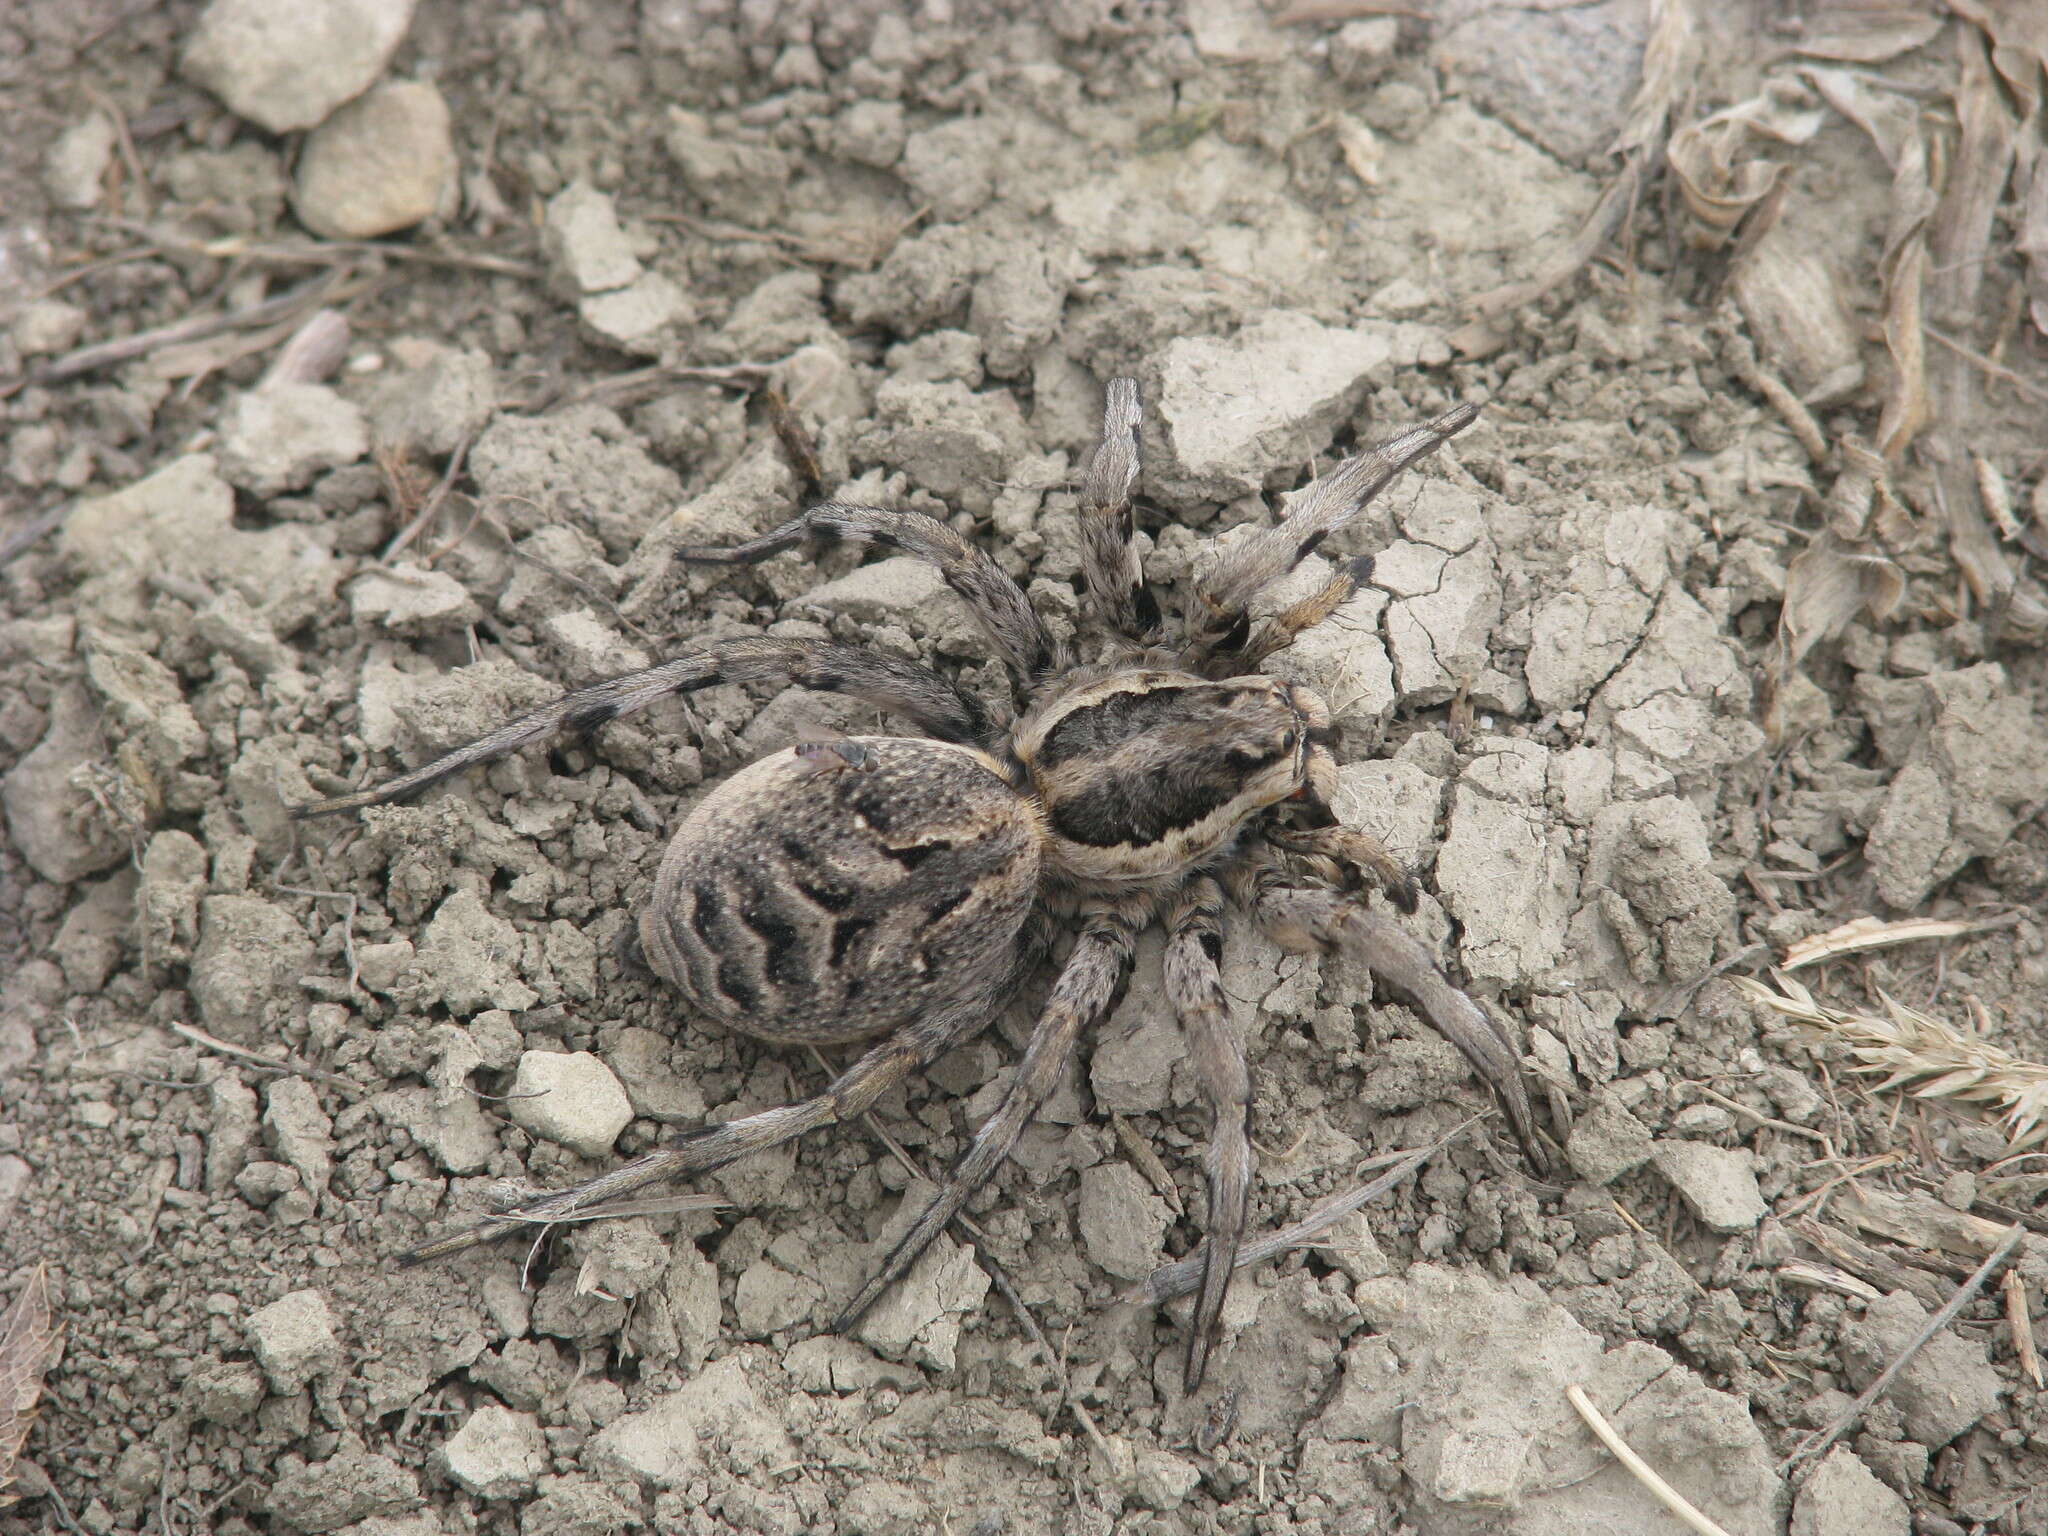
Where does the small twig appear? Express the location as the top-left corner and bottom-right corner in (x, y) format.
(1566, 1384), (1737, 1536)
(0, 503), (66, 570)
(1685, 1084), (1830, 1145)
(7, 270), (348, 389)
(1924, 324), (2048, 407)
(166, 1021), (362, 1098)
(2003, 1267), (2042, 1389)
(1779, 1221), (2026, 1472)
(1111, 1116), (1184, 1215)
(1723, 330), (1829, 464)
(379, 429), (477, 563)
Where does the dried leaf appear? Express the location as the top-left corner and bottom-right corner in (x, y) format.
(1944, 0), (2048, 116)
(0, 1265), (60, 1509)
(1786, 9), (1943, 63)
(1976, 453), (2020, 540)
(1781, 912), (2022, 970)
(1667, 76), (1826, 246)
(1777, 531), (1905, 673)
(1333, 114), (1383, 189)
(2020, 156), (2048, 338)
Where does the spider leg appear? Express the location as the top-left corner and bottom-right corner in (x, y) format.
(833, 901), (1144, 1330)
(293, 636), (990, 817)
(1164, 876), (1249, 1392)
(1237, 555), (1372, 669)
(1185, 403), (1479, 667)
(1227, 860), (1550, 1172)
(680, 501), (1059, 692)
(1077, 377), (1162, 642)
(398, 996), (994, 1266)
(1265, 743), (1419, 912)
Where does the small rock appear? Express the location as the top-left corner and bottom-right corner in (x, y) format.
(575, 1221), (670, 1301)
(1790, 1447), (1908, 1536)
(1671, 1103), (1736, 1138)
(517, 1481), (635, 1536)
(182, 0), (417, 135)
(539, 607), (651, 681)
(263, 1077), (334, 1200)
(1565, 1091), (1655, 1185)
(506, 1051), (632, 1159)
(590, 1356), (795, 1489)
(183, 1358), (265, 1424)
(1077, 1161), (1171, 1282)
(606, 1025), (708, 1124)
(1841, 1289), (2003, 1447)
(799, 556), (949, 625)
(218, 383), (369, 497)
(293, 79), (455, 239)
(1652, 1141), (1767, 1234)
(1128, 1449), (1202, 1512)
(248, 1288), (343, 1393)
(579, 272), (690, 356)
(1152, 310), (1446, 501)
(43, 112), (116, 209)
(191, 895), (315, 1044)
(375, 1084), (497, 1174)
(542, 181), (643, 296)
(416, 888), (539, 1016)
(436, 1404), (546, 1500)
(205, 1074), (261, 1192)
(369, 341), (495, 457)
(263, 1450), (421, 1534)
(734, 1260), (825, 1337)
(50, 871), (134, 993)
(349, 564), (481, 636)
(13, 299), (87, 357)
(2, 684), (130, 884)
(854, 1182), (992, 1370)
(1090, 1005), (1182, 1115)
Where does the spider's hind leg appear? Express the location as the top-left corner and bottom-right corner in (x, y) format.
(397, 997), (994, 1267)
(1163, 876), (1250, 1393)
(833, 900), (1144, 1330)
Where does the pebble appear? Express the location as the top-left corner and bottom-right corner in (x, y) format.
(247, 1288), (343, 1393)
(2, 684), (130, 883)
(262, 1449), (421, 1533)
(43, 112), (116, 209)
(183, 1358), (265, 1424)
(506, 1050), (633, 1160)
(1842, 1289), (2003, 1447)
(191, 894), (316, 1044)
(293, 79), (455, 239)
(543, 181), (643, 296)
(348, 563), (481, 636)
(262, 1077), (334, 1200)
(579, 271), (690, 356)
(416, 888), (540, 1016)
(1790, 1447), (1909, 1536)
(1651, 1141), (1768, 1233)
(1076, 1161), (1171, 1282)
(436, 1404), (546, 1500)
(369, 341), (496, 457)
(204, 1075), (260, 1192)
(12, 299), (87, 357)
(1564, 1091), (1654, 1186)
(217, 383), (368, 498)
(181, 0), (417, 134)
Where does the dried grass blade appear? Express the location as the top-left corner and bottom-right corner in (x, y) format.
(1781, 912), (2021, 970)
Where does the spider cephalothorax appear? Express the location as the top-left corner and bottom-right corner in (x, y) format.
(299, 377), (1546, 1390)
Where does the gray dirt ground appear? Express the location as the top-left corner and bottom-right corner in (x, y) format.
(4, 1), (2048, 1533)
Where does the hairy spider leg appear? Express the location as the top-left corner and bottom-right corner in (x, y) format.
(292, 636), (990, 817)
(396, 991), (1001, 1266)
(1185, 403), (1481, 667)
(1163, 877), (1249, 1392)
(1228, 858), (1550, 1173)
(834, 900), (1144, 1329)
(1076, 377), (1163, 642)
(680, 501), (1059, 693)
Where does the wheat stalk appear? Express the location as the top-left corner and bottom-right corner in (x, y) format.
(1736, 972), (2048, 1152)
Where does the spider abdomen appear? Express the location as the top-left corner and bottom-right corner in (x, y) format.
(639, 737), (1042, 1046)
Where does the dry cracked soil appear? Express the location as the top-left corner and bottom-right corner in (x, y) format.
(5, 2), (2048, 1534)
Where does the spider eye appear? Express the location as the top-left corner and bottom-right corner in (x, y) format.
(1280, 729), (1298, 754)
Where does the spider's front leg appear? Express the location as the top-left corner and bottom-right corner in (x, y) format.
(1228, 857), (1551, 1173)
(833, 898), (1146, 1330)
(1076, 377), (1163, 642)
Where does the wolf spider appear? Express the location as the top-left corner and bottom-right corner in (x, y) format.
(299, 379), (1547, 1389)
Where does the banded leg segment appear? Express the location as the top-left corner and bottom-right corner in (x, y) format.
(681, 502), (1059, 690)
(295, 636), (991, 817)
(1186, 404), (1480, 665)
(398, 996), (994, 1266)
(1078, 378), (1162, 642)
(833, 900), (1145, 1330)
(1230, 864), (1548, 1171)
(1163, 876), (1249, 1391)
